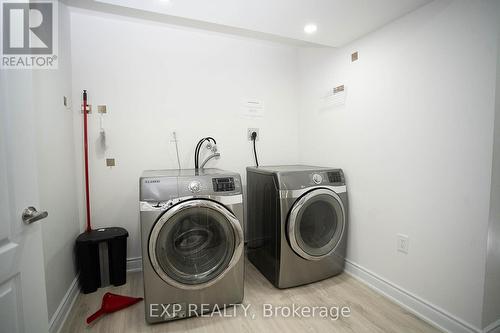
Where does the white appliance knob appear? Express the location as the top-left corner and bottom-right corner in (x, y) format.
(188, 181), (201, 193)
(312, 174), (322, 184)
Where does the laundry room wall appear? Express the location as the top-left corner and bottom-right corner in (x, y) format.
(69, 8), (300, 262)
(297, 0), (498, 331)
(33, 2), (81, 323)
(482, 12), (500, 330)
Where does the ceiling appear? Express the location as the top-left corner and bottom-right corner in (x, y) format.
(70, 0), (433, 47)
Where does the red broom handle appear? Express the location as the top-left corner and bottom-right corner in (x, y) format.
(83, 90), (92, 232)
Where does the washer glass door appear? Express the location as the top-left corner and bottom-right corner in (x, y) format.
(149, 199), (243, 289)
(287, 188), (345, 260)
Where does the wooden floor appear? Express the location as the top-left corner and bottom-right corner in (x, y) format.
(62, 259), (441, 333)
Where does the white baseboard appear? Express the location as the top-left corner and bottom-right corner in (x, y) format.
(484, 319), (500, 333)
(49, 275), (79, 333)
(344, 259), (482, 333)
(48, 257), (142, 332)
(127, 256), (143, 272)
(54, 257), (494, 333)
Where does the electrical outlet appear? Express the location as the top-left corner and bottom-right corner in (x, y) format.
(247, 128), (259, 141)
(397, 234), (409, 254)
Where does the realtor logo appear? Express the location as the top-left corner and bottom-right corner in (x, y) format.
(1, 0), (58, 69)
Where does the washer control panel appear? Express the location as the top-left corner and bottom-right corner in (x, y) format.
(212, 177), (235, 192)
(141, 170), (243, 201)
(312, 173), (323, 184)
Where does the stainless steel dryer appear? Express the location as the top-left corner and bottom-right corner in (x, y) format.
(140, 169), (244, 324)
(246, 165), (347, 289)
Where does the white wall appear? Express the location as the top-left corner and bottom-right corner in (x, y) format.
(297, 0), (498, 330)
(69, 8), (300, 260)
(483, 6), (500, 328)
(33, 3), (80, 321)
(57, 1), (500, 330)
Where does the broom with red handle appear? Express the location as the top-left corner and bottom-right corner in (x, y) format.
(83, 90), (92, 232)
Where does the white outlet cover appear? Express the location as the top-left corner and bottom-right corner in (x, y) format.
(397, 234), (409, 254)
(247, 128), (260, 141)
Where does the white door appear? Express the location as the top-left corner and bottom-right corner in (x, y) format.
(0, 69), (50, 332)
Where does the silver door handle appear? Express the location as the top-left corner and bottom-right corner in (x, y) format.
(22, 206), (48, 224)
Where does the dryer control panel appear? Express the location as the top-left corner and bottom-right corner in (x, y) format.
(327, 171), (344, 184)
(309, 171), (344, 185)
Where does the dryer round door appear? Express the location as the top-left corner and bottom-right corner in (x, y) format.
(149, 199), (244, 290)
(287, 188), (345, 260)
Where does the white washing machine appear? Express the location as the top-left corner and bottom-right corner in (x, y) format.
(139, 169), (244, 323)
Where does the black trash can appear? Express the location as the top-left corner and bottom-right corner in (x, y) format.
(76, 227), (128, 294)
